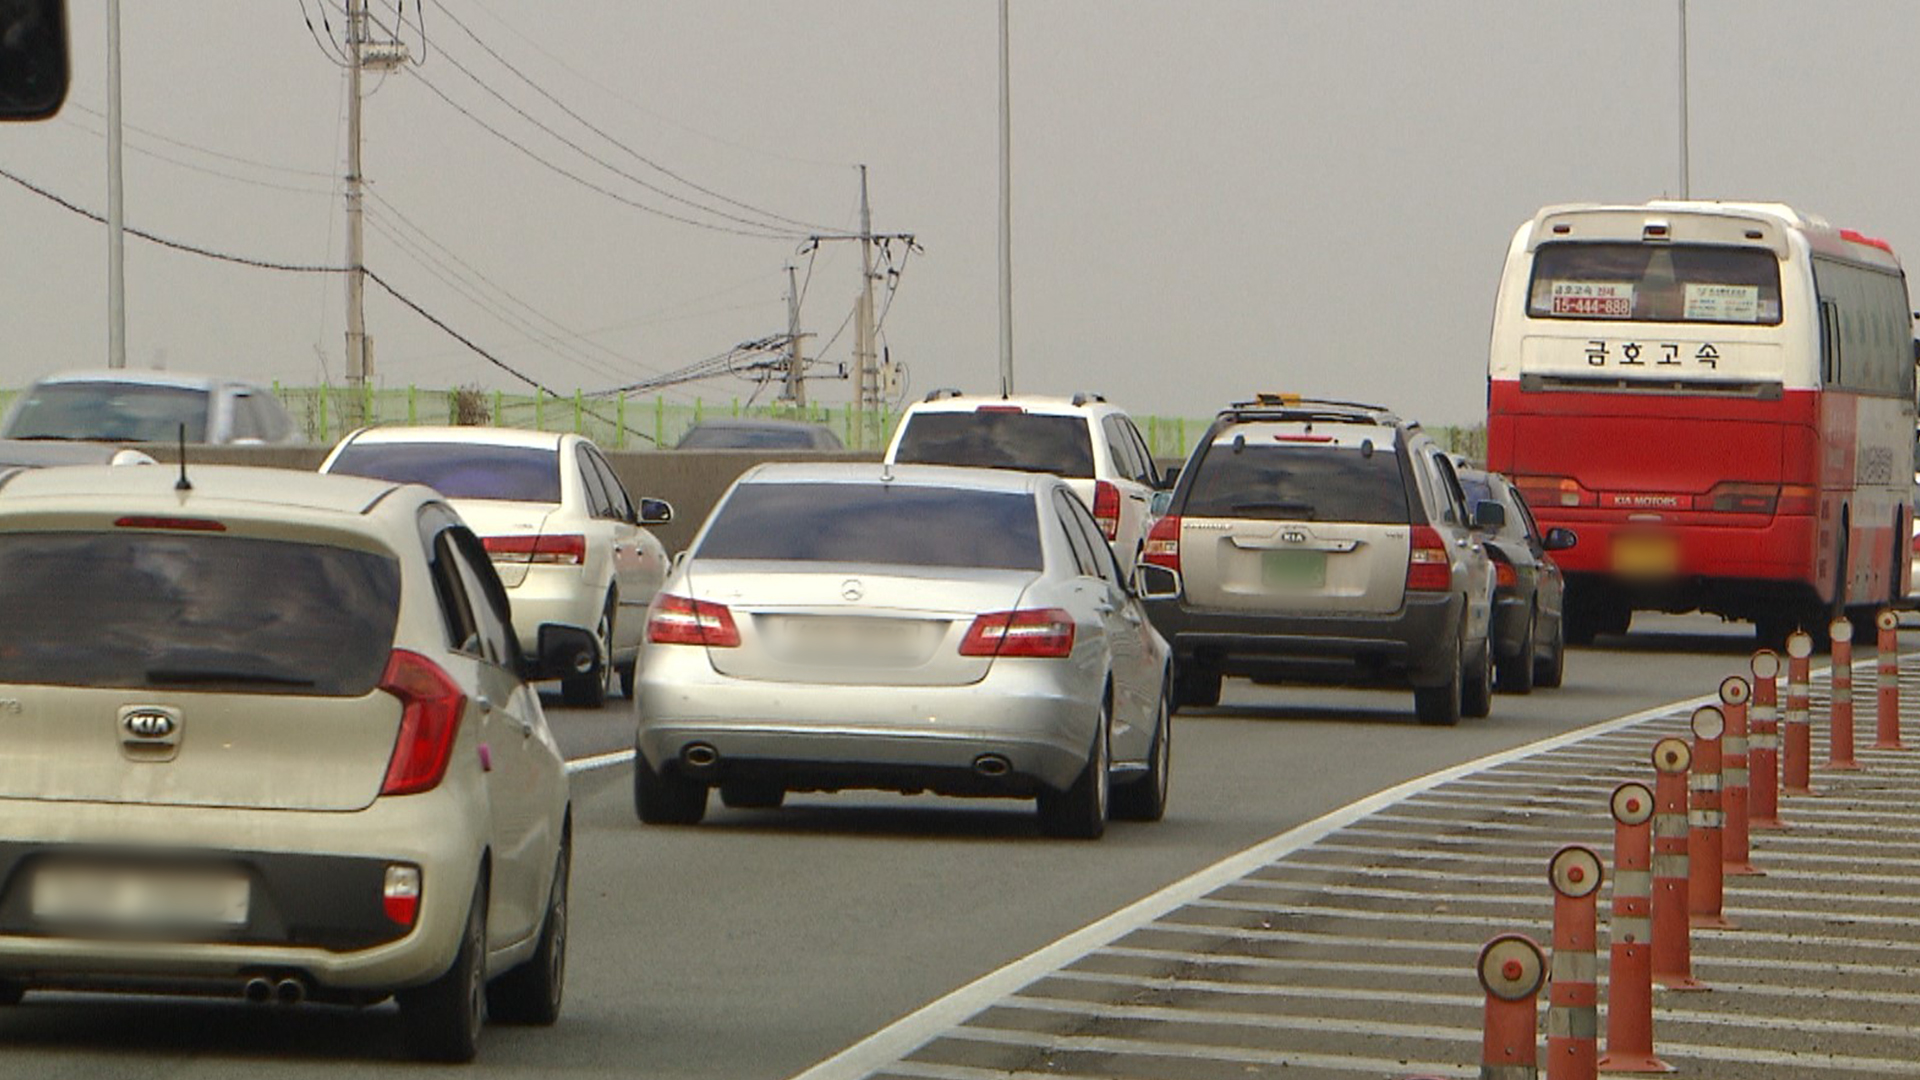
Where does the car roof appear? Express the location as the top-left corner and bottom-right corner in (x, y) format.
(24, 369), (240, 391)
(904, 392), (1119, 417)
(337, 425), (570, 451)
(736, 461), (1059, 495)
(0, 439), (155, 468)
(1207, 419), (1400, 450)
(0, 463), (408, 519)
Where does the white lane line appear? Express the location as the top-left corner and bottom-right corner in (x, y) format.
(932, 1025), (1475, 1079)
(564, 747), (635, 774)
(784, 689), (1718, 1080)
(1269, 851), (1920, 885)
(1150, 914), (1920, 957)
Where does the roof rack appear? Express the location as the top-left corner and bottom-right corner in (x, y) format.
(922, 387), (966, 403)
(1069, 392), (1107, 407)
(1215, 395), (1399, 426)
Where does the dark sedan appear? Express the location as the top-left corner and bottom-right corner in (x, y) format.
(1461, 467), (1577, 693)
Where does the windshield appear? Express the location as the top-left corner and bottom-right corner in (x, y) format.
(698, 482), (1043, 570)
(891, 411), (1095, 478)
(1527, 242), (1783, 325)
(0, 532), (400, 696)
(677, 425), (827, 450)
(1183, 444), (1410, 524)
(1, 382), (210, 442)
(327, 442), (562, 503)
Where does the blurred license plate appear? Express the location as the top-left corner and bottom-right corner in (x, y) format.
(779, 617), (931, 665)
(32, 864), (250, 928)
(1613, 534), (1678, 578)
(1262, 550), (1326, 589)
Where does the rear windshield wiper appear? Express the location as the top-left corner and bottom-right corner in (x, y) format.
(146, 668), (318, 688)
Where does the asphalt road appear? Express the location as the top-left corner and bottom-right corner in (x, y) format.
(0, 615), (1808, 1078)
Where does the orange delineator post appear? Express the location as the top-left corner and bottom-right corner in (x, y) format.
(1826, 617), (1860, 770)
(1781, 630), (1814, 796)
(1876, 608), (1906, 750)
(1718, 675), (1761, 877)
(1600, 783), (1671, 1074)
(1687, 705), (1733, 930)
(1547, 846), (1603, 1080)
(1479, 934), (1547, 1080)
(1748, 650), (1784, 830)
(1650, 736), (1705, 990)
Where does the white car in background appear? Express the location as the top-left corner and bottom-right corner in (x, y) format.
(321, 427), (673, 705)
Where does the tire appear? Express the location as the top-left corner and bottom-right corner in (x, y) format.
(1462, 637), (1494, 719)
(0, 979), (23, 1006)
(1037, 698), (1110, 839)
(1414, 635), (1463, 726)
(1534, 607), (1566, 689)
(1111, 678), (1171, 823)
(617, 659), (637, 700)
(633, 754), (708, 825)
(399, 876), (488, 1064)
(719, 780), (786, 810)
(1564, 600), (1599, 647)
(1173, 665), (1222, 710)
(486, 836), (569, 1026)
(561, 601), (615, 708)
(1495, 608), (1537, 695)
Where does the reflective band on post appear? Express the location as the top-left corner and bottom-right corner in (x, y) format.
(1687, 809), (1724, 828)
(1552, 951), (1598, 982)
(1613, 870), (1652, 896)
(1610, 915), (1651, 941)
(1749, 732), (1778, 749)
(1653, 816), (1690, 838)
(1651, 852), (1689, 877)
(1549, 1007), (1601, 1039)
(1726, 766), (1749, 786)
(1689, 774), (1722, 792)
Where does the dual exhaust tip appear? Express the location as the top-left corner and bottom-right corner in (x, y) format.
(243, 976), (307, 1006)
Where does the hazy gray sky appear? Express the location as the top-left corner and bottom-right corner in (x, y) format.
(3, 1), (1917, 429)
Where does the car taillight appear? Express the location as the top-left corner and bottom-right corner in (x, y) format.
(1406, 525), (1452, 592)
(646, 593), (742, 647)
(959, 608), (1076, 658)
(1776, 484), (1816, 515)
(1491, 556), (1518, 590)
(1091, 480), (1121, 541)
(379, 650), (468, 797)
(1512, 475), (1594, 508)
(482, 533), (587, 565)
(114, 515), (227, 532)
(1143, 514), (1181, 572)
(383, 864), (422, 927)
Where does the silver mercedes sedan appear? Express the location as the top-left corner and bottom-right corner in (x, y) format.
(631, 463), (1179, 838)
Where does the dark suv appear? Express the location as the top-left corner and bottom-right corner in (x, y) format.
(1142, 397), (1498, 725)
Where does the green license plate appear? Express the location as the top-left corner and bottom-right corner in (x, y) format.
(1262, 549), (1326, 589)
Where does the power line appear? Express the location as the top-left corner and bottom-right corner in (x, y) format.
(67, 101), (340, 180)
(56, 112), (337, 197)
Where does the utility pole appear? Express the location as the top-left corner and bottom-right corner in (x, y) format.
(341, 0), (407, 422)
(997, 0), (1014, 397)
(1677, 0), (1690, 199)
(106, 0), (125, 369)
(783, 264), (808, 408)
(853, 165), (879, 447)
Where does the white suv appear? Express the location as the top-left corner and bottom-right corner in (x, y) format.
(884, 391), (1163, 570)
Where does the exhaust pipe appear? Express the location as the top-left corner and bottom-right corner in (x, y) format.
(273, 976), (307, 1006)
(243, 977), (273, 1004)
(973, 754), (1012, 778)
(681, 743), (719, 769)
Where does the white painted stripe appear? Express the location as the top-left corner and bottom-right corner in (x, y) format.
(564, 747), (636, 774)
(926, 1027), (1477, 1079)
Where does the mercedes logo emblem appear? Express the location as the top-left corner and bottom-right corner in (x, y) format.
(841, 579), (865, 602)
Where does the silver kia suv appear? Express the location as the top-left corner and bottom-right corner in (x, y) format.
(1142, 396), (1498, 725)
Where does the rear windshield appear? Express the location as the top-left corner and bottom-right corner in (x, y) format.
(1527, 242), (1783, 325)
(697, 482), (1043, 570)
(677, 425), (821, 450)
(2, 382), (210, 442)
(1183, 444), (1409, 524)
(328, 443), (561, 503)
(0, 532), (400, 696)
(892, 411), (1095, 478)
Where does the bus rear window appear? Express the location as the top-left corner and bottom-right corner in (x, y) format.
(1527, 243), (1782, 326)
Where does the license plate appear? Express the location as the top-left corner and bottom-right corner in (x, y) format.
(1262, 549), (1327, 589)
(32, 864), (250, 928)
(774, 617), (934, 666)
(1613, 534), (1679, 578)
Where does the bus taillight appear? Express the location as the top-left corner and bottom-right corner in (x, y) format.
(1512, 475), (1593, 508)
(1700, 483), (1817, 515)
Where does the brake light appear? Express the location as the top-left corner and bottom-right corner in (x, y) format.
(1777, 484), (1816, 515)
(1406, 525), (1452, 592)
(383, 864), (422, 927)
(1091, 480), (1121, 541)
(1700, 482), (1776, 514)
(1144, 515), (1181, 572)
(114, 516), (227, 532)
(959, 608), (1077, 658)
(1272, 434), (1335, 443)
(1512, 475), (1594, 509)
(482, 533), (587, 565)
(379, 650), (468, 796)
(975, 405), (1025, 414)
(646, 593), (742, 647)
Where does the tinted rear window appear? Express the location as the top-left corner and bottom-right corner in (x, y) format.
(892, 412), (1095, 478)
(2, 382), (210, 442)
(1183, 444), (1409, 523)
(328, 442), (561, 503)
(697, 482), (1043, 570)
(0, 532), (400, 695)
(677, 425), (820, 450)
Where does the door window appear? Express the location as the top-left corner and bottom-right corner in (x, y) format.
(587, 448), (634, 521)
(575, 445), (615, 518)
(1051, 490), (1101, 578)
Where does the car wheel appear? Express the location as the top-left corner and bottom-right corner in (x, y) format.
(633, 752), (708, 825)
(1534, 607), (1566, 690)
(1496, 608), (1537, 694)
(1111, 676), (1171, 823)
(0, 979), (23, 1006)
(561, 602), (614, 708)
(1037, 696), (1110, 839)
(486, 834), (569, 1026)
(399, 875), (488, 1064)
(1414, 635), (1463, 726)
(719, 780), (786, 810)
(1462, 635), (1494, 719)
(1173, 665), (1222, 710)
(617, 659), (638, 700)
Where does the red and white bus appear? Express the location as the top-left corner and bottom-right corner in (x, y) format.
(1486, 201), (1916, 645)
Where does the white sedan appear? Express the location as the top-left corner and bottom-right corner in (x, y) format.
(321, 426), (672, 705)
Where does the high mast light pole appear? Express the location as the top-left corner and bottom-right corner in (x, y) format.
(997, 0), (1014, 398)
(106, 0), (125, 369)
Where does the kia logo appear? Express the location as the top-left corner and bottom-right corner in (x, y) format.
(123, 710), (177, 739)
(1281, 530), (1307, 544)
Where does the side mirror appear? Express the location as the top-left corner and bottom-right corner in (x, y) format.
(638, 497), (674, 525)
(1471, 500), (1507, 532)
(1157, 465), (1181, 490)
(0, 1), (69, 122)
(526, 623), (598, 683)
(1149, 490), (1174, 518)
(1130, 562), (1183, 601)
(1543, 527), (1578, 552)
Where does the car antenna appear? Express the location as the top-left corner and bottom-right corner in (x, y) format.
(174, 422), (192, 492)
